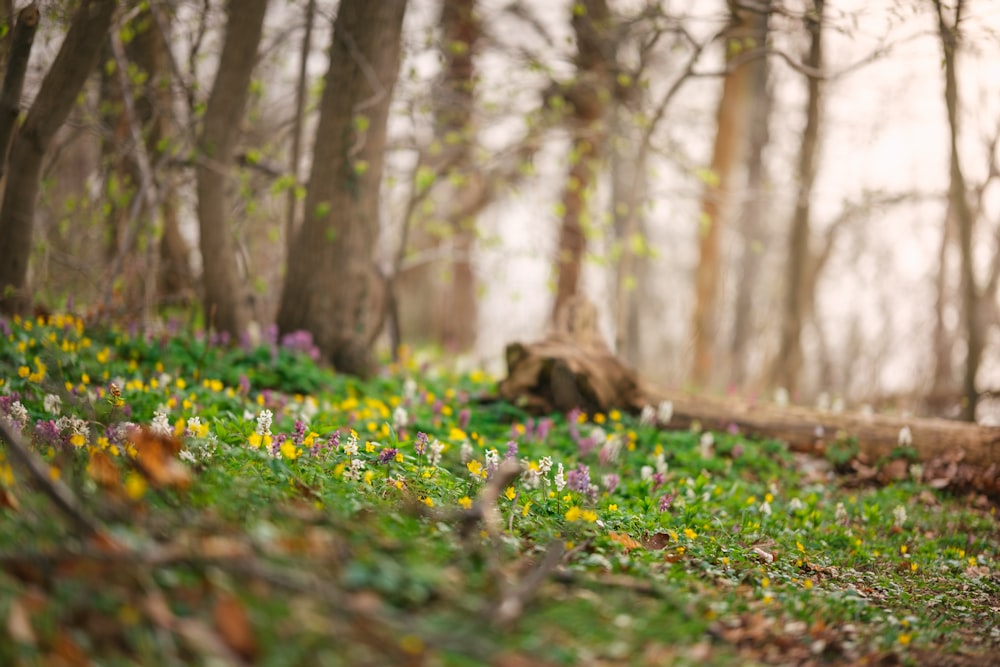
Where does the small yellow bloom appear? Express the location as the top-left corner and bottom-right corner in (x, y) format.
(761, 577), (770, 588)
(609, 409), (621, 421)
(125, 472), (147, 500)
(449, 427), (467, 441)
(608, 504), (618, 512)
(764, 492), (774, 503)
(17, 366), (30, 378)
(70, 433), (86, 448)
(900, 545), (908, 555)
(797, 541), (806, 553)
(581, 510), (598, 523)
(565, 506), (582, 522)
(363, 470), (374, 485)
(898, 634), (912, 646)
(910, 562), (919, 572)
(422, 497), (434, 508)
(458, 496), (473, 509)
(175, 378), (186, 390)
(683, 528), (698, 540)
(522, 502), (531, 516)
(365, 440), (376, 453)
(505, 486), (517, 501)
(746, 495), (756, 505)
(593, 413), (606, 424)
(280, 441), (300, 460)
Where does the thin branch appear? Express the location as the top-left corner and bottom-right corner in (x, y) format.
(0, 418), (103, 538)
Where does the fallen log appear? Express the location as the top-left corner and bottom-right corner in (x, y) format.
(496, 300), (1000, 494)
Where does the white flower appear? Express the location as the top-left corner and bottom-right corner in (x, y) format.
(521, 467), (541, 490)
(898, 426), (913, 447)
(255, 409), (273, 436)
(485, 448), (499, 466)
(892, 504), (907, 529)
(392, 405), (408, 430)
(403, 378), (418, 401)
(428, 439), (444, 466)
(179, 449), (197, 464)
(538, 456), (553, 475)
(344, 457), (366, 481)
(589, 426), (607, 444)
(789, 497), (805, 512)
(832, 397), (845, 413)
(151, 410), (172, 436)
(554, 463), (566, 492)
(602, 435), (624, 464)
(343, 434), (359, 457)
(656, 400), (674, 425)
(699, 432), (715, 458)
(760, 500), (772, 516)
(640, 405), (656, 426)
(640, 465), (654, 481)
(655, 452), (668, 474)
(835, 502), (848, 524)
(460, 441), (473, 464)
(43, 393), (62, 415)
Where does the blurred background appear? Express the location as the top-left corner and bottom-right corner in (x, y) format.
(2, 0), (999, 420)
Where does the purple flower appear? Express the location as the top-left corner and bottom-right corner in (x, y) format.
(270, 433), (287, 458)
(577, 436), (597, 458)
(651, 472), (665, 492)
(603, 473), (620, 494)
(292, 420), (307, 447)
(535, 418), (553, 442)
(35, 419), (63, 448)
(567, 408), (582, 440)
(458, 409), (471, 431)
(504, 440), (518, 460)
(378, 448), (398, 464)
(566, 464), (591, 494)
(658, 492), (676, 513)
(238, 374), (251, 395)
(414, 432), (428, 456)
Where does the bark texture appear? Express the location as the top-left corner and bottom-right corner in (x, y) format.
(690, 3), (757, 387)
(551, 0), (613, 320)
(935, 0), (981, 421)
(0, 0), (117, 316)
(730, 1), (771, 388)
(772, 0), (824, 396)
(0, 3), (38, 183)
(277, 0), (407, 376)
(195, 0), (268, 338)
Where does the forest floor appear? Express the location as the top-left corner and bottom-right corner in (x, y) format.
(0, 314), (998, 666)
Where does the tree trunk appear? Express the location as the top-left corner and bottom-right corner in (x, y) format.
(929, 197), (956, 415)
(551, 0), (613, 320)
(0, 3), (38, 185)
(0, 0), (116, 316)
(277, 0), (407, 376)
(195, 0), (268, 339)
(772, 0), (824, 396)
(397, 0), (481, 353)
(730, 1), (771, 389)
(690, 2), (756, 387)
(283, 0), (315, 264)
(935, 0), (980, 421)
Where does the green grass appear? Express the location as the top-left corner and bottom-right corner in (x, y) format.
(0, 313), (997, 665)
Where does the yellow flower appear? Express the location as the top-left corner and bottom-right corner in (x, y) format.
(280, 441), (300, 460)
(684, 528), (698, 540)
(363, 470), (374, 485)
(458, 496), (473, 509)
(608, 504), (618, 511)
(900, 545), (908, 554)
(764, 492), (774, 503)
(467, 460), (485, 478)
(125, 472), (147, 501)
(522, 502), (532, 516)
(365, 440), (376, 453)
(70, 433), (86, 448)
(565, 506), (582, 522)
(593, 413), (606, 424)
(422, 497), (434, 508)
(17, 366), (30, 378)
(609, 409), (621, 421)
(581, 510), (598, 523)
(505, 486), (517, 501)
(746, 495), (756, 505)
(910, 562), (919, 572)
(449, 427), (467, 442)
(898, 634), (912, 646)
(797, 541), (806, 553)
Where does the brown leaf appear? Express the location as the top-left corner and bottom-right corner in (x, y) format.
(87, 450), (121, 492)
(129, 427), (190, 490)
(608, 531), (642, 552)
(643, 532), (672, 550)
(0, 487), (19, 511)
(7, 596), (36, 644)
(213, 592), (257, 661)
(880, 458), (909, 482)
(49, 629), (91, 667)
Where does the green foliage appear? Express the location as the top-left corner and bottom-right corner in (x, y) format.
(0, 314), (996, 664)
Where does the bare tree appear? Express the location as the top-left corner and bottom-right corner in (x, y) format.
(730, 1), (772, 389)
(277, 0), (407, 376)
(0, 0), (117, 316)
(195, 0), (269, 338)
(690, 1), (760, 387)
(772, 0), (824, 397)
(933, 0), (980, 421)
(551, 0), (614, 320)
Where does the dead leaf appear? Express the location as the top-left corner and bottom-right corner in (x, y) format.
(129, 427), (191, 491)
(880, 458), (909, 482)
(213, 592), (257, 661)
(7, 596), (36, 644)
(643, 532), (672, 550)
(49, 629), (90, 667)
(87, 450), (121, 492)
(751, 546), (774, 564)
(0, 487), (19, 511)
(608, 531), (642, 552)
